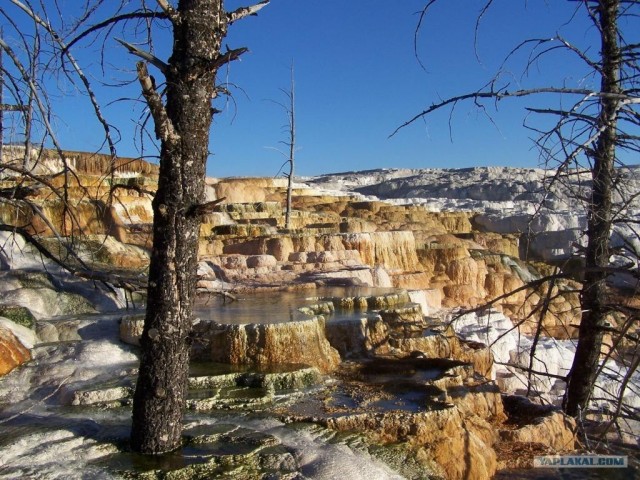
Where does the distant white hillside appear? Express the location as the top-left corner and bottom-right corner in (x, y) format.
(305, 166), (640, 287)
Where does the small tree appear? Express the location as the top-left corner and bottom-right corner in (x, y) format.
(269, 63), (296, 230)
(285, 66), (296, 230)
(400, 0), (639, 422)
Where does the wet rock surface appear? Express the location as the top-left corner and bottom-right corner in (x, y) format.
(2, 168), (638, 478)
(0, 285), (582, 480)
(208, 317), (341, 374)
(269, 354), (507, 480)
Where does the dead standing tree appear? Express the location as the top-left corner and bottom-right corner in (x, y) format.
(398, 0), (639, 422)
(2, 0), (269, 454)
(120, 0), (269, 454)
(269, 63), (297, 230)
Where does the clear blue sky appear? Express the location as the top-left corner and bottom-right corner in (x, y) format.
(6, 1), (614, 177)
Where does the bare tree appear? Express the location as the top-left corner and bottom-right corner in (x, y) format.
(285, 66), (296, 230)
(400, 0), (639, 424)
(1, 0), (269, 454)
(269, 63), (297, 230)
(127, 0), (267, 454)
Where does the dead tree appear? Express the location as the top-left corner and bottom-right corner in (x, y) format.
(269, 63), (297, 230)
(116, 0), (269, 454)
(2, 0), (269, 454)
(285, 65), (296, 230)
(400, 0), (639, 424)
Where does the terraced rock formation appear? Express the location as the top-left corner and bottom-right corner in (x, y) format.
(4, 157), (633, 477)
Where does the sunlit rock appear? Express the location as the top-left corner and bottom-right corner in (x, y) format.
(500, 395), (576, 451)
(246, 254), (277, 268)
(209, 317), (341, 373)
(69, 384), (133, 406)
(407, 288), (440, 315)
(325, 406), (498, 480)
(36, 319), (82, 343)
(72, 234), (150, 269)
(120, 314), (145, 346)
(210, 177), (289, 203)
(0, 287), (93, 320)
(0, 324), (31, 375)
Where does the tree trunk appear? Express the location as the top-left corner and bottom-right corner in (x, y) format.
(130, 0), (226, 454)
(0, 38), (4, 163)
(564, 0), (620, 417)
(285, 68), (295, 230)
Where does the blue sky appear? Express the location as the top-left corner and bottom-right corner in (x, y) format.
(5, 1), (617, 177)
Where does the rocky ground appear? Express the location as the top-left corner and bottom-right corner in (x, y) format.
(0, 157), (638, 478)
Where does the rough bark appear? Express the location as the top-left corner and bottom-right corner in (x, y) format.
(0, 40), (3, 162)
(564, 0), (620, 417)
(130, 0), (226, 454)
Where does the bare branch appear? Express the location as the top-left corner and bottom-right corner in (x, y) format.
(186, 197), (227, 217)
(135, 61), (179, 145)
(227, 1), (270, 24)
(413, 0), (439, 72)
(63, 12), (168, 54)
(117, 39), (168, 74)
(556, 34), (602, 73)
(155, 0), (177, 19)
(11, 0), (119, 164)
(391, 86), (605, 137)
(0, 224), (80, 273)
(0, 103), (27, 111)
(525, 107), (597, 122)
(0, 37), (70, 174)
(213, 46), (249, 69)
(474, 0), (496, 62)
(0, 185), (39, 200)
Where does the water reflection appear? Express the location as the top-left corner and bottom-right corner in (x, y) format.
(194, 286), (402, 325)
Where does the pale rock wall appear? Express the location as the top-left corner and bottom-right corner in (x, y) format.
(211, 177), (288, 203)
(407, 289), (433, 315)
(341, 231), (420, 272)
(500, 411), (577, 451)
(214, 231), (421, 273)
(209, 317), (341, 373)
(112, 197), (153, 225)
(1, 146), (159, 177)
(326, 403), (500, 480)
(1, 197), (138, 242)
(325, 316), (389, 358)
(444, 256), (489, 306)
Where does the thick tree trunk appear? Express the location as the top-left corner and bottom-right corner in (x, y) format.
(0, 41), (3, 163)
(130, 0), (226, 454)
(565, 0), (620, 418)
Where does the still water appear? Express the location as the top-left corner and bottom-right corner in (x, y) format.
(194, 286), (403, 325)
